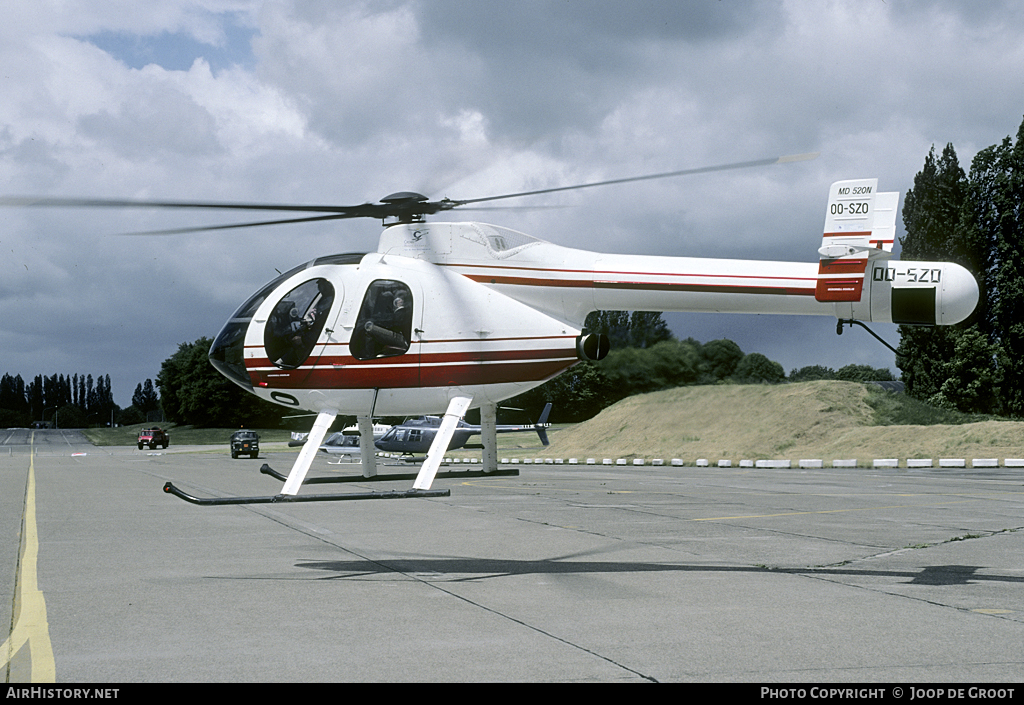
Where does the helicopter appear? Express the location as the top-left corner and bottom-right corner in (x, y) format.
(374, 403), (553, 455)
(3, 154), (980, 505)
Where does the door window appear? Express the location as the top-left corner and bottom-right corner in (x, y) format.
(264, 278), (336, 369)
(350, 279), (413, 360)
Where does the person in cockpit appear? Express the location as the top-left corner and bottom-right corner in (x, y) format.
(354, 282), (413, 359)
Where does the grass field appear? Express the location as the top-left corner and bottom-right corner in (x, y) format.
(536, 381), (1024, 464)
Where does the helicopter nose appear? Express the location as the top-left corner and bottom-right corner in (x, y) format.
(209, 317), (253, 392)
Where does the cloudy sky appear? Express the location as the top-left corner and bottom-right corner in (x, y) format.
(3, 0), (1024, 409)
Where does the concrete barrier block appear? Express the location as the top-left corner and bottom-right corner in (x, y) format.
(939, 458), (965, 468)
(671, 459), (684, 466)
(740, 459), (754, 468)
(696, 458), (709, 467)
(717, 459), (732, 468)
(652, 459), (664, 466)
(971, 458), (998, 468)
(632, 458), (645, 466)
(1005, 459), (1024, 467)
(833, 459), (858, 468)
(873, 459), (899, 468)
(799, 459), (823, 469)
(906, 459), (933, 468)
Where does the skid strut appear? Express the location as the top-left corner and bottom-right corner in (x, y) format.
(163, 482), (449, 505)
(164, 397), (479, 506)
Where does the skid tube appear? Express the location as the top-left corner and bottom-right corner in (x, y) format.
(163, 482), (449, 506)
(259, 463), (518, 484)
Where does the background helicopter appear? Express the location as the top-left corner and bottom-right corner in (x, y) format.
(3, 154), (979, 504)
(375, 403), (553, 455)
(304, 403), (550, 472)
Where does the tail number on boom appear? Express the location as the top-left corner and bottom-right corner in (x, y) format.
(873, 266), (942, 284)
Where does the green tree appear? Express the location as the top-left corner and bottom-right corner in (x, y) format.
(626, 311), (674, 348)
(897, 144), (969, 401)
(698, 339), (744, 382)
(966, 117), (1024, 414)
(836, 364), (895, 383)
(896, 141), (999, 413)
(55, 404), (88, 429)
(599, 339), (703, 397)
(732, 353), (784, 384)
(584, 310), (674, 349)
(132, 379), (161, 417)
(502, 361), (612, 423)
(157, 337), (286, 427)
(925, 329), (1000, 413)
(789, 365), (836, 382)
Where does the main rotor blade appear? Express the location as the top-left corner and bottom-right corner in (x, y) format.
(113, 212), (361, 236)
(0, 196), (374, 215)
(450, 152), (819, 207)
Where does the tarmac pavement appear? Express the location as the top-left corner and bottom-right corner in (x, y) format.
(2, 430), (1023, 683)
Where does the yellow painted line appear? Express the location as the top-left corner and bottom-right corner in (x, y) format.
(2, 433), (56, 682)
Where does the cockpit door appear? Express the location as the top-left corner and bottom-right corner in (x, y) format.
(348, 278), (421, 388)
(262, 276), (343, 386)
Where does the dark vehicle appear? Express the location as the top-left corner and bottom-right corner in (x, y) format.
(138, 427), (169, 450)
(230, 430), (260, 459)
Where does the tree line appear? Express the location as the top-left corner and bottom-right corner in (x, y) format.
(0, 372), (116, 428)
(896, 114), (1024, 415)
(0, 372), (166, 428)
(502, 311), (893, 423)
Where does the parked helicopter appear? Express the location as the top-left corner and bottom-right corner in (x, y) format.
(375, 403), (552, 455)
(3, 154), (980, 505)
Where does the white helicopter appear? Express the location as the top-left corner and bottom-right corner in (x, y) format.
(4, 154), (979, 504)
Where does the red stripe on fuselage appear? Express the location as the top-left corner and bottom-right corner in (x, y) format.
(246, 338), (580, 390)
(446, 264), (815, 297)
(249, 358), (576, 390)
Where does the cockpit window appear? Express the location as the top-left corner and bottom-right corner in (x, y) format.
(349, 279), (413, 360)
(264, 278), (335, 369)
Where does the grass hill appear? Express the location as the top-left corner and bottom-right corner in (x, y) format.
(539, 381), (1024, 464)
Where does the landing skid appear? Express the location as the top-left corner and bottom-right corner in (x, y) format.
(163, 482), (449, 505)
(163, 397), (484, 506)
(260, 463), (519, 484)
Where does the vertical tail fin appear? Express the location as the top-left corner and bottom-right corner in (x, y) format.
(815, 179), (898, 303)
(535, 403), (552, 446)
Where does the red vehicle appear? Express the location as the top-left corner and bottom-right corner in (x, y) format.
(138, 427), (169, 450)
